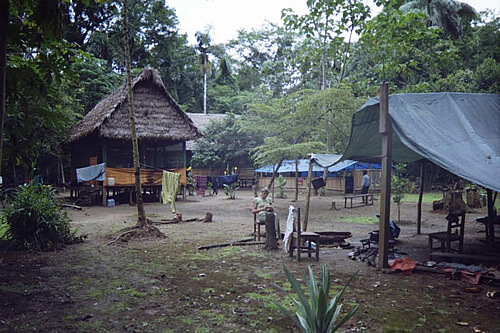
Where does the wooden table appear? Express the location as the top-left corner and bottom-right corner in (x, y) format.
(343, 194), (374, 208)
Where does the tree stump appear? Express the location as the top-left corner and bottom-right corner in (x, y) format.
(264, 211), (278, 250)
(466, 188), (482, 208)
(449, 190), (470, 213)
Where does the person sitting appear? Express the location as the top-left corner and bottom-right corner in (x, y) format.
(252, 187), (280, 239)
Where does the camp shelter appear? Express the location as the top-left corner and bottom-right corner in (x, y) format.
(340, 91), (500, 264)
(66, 68), (202, 205)
(255, 156), (382, 193)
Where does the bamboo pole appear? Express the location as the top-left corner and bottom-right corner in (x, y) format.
(378, 83), (391, 269)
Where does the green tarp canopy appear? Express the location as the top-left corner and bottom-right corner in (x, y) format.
(341, 92), (500, 192)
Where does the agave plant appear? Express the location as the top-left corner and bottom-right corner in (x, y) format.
(274, 265), (358, 333)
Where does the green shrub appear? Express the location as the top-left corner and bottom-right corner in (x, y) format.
(1, 183), (84, 250)
(274, 265), (358, 333)
(223, 183), (239, 199)
(277, 175), (287, 198)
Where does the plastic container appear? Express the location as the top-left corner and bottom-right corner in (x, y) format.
(106, 199), (115, 207)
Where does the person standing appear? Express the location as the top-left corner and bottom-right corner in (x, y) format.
(361, 170), (370, 203)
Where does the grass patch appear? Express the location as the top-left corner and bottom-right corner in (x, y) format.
(403, 192), (442, 204)
(220, 246), (241, 257)
(122, 288), (148, 298)
(201, 309), (226, 324)
(255, 270), (272, 280)
(337, 216), (378, 224)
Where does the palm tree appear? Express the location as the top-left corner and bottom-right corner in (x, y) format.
(400, 0), (478, 39)
(195, 31), (211, 114)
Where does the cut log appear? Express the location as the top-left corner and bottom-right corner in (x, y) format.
(433, 200), (444, 210)
(264, 211), (278, 250)
(449, 190), (472, 213)
(466, 188), (482, 208)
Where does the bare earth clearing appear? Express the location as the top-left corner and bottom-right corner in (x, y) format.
(1, 189), (499, 332)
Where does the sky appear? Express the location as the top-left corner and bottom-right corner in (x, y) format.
(167, 0), (500, 45)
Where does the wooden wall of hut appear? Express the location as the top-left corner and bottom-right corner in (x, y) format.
(255, 169), (382, 194)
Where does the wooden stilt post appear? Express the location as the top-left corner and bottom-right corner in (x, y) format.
(378, 83), (392, 269)
(303, 154), (314, 232)
(417, 161), (425, 234)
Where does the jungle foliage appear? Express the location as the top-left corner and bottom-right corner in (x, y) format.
(2, 0), (498, 185)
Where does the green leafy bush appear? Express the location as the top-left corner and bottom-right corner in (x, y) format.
(1, 184), (84, 250)
(274, 264), (358, 333)
(223, 183), (240, 199)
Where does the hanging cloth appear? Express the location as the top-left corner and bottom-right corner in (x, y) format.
(76, 163), (106, 182)
(283, 205), (295, 254)
(161, 171), (181, 213)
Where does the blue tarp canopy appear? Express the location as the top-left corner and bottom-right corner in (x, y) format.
(255, 156), (380, 174)
(341, 92), (500, 192)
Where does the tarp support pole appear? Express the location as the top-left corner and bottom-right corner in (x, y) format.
(487, 189), (496, 251)
(417, 161), (425, 234)
(303, 154), (314, 232)
(378, 83), (391, 269)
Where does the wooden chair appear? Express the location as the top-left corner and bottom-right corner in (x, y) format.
(429, 212), (466, 255)
(253, 213), (265, 241)
(289, 208), (320, 261)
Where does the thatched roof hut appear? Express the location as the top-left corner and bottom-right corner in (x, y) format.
(67, 68), (202, 143)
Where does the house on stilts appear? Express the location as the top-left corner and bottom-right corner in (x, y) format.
(66, 68), (202, 205)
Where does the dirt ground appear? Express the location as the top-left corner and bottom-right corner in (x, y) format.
(1, 188), (500, 332)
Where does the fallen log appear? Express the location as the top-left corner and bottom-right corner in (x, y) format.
(152, 212), (213, 224)
(198, 241), (265, 250)
(61, 203), (83, 210)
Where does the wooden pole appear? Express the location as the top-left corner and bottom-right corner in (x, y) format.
(487, 189), (495, 251)
(378, 83), (392, 269)
(294, 158), (299, 202)
(417, 161), (425, 234)
(303, 154), (314, 232)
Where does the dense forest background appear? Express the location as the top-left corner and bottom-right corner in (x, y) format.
(2, 0), (499, 186)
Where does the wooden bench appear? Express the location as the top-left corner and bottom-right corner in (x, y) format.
(343, 194), (373, 208)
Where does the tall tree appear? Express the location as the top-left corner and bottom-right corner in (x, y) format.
(122, 0), (146, 227)
(0, 0), (7, 177)
(196, 31), (211, 114)
(282, 0), (370, 89)
(400, 0), (478, 39)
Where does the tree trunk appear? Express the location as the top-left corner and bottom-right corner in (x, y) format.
(203, 72), (207, 114)
(267, 158), (283, 189)
(466, 188), (481, 208)
(0, 0), (8, 176)
(264, 211), (277, 250)
(302, 155), (314, 232)
(449, 190), (469, 214)
(122, 0), (146, 227)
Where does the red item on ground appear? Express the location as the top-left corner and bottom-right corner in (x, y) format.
(390, 257), (418, 275)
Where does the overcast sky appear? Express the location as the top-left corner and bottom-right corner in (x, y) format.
(168, 0), (500, 45)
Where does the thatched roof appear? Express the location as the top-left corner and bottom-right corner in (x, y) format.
(67, 69), (203, 143)
(185, 113), (240, 150)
